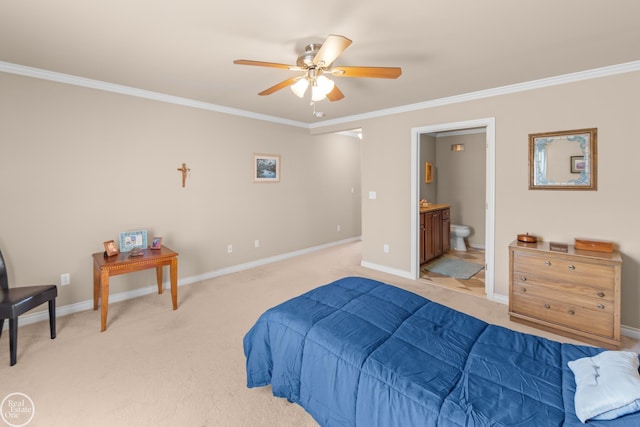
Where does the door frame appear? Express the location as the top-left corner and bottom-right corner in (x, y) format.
(410, 117), (497, 300)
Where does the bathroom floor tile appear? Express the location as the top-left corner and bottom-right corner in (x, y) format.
(420, 248), (486, 298)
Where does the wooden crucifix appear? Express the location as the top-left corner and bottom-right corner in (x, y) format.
(177, 163), (190, 187)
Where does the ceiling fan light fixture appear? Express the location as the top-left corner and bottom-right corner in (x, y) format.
(316, 75), (335, 94)
(290, 78), (309, 98)
(311, 84), (326, 102)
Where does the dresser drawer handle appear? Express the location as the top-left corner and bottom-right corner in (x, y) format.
(597, 292), (605, 298)
(567, 309), (575, 315)
(568, 265), (575, 270)
(520, 276), (527, 281)
(597, 304), (605, 310)
(544, 304), (551, 309)
(544, 261), (551, 266)
(520, 287), (527, 292)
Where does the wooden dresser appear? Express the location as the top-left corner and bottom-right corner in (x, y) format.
(509, 240), (622, 348)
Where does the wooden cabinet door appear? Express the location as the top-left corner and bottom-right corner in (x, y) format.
(431, 211), (442, 257)
(442, 216), (450, 253)
(419, 213), (426, 263)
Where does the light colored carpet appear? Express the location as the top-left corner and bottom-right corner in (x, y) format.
(1, 241), (637, 426)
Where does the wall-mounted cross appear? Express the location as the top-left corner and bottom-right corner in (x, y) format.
(177, 163), (190, 187)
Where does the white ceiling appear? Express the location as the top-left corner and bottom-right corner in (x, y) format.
(1, 1), (639, 125)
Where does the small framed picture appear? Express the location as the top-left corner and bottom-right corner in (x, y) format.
(119, 230), (148, 252)
(425, 161), (433, 183)
(103, 240), (119, 257)
(150, 237), (163, 250)
(253, 153), (280, 183)
(570, 155), (585, 173)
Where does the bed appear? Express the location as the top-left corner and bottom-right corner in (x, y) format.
(244, 276), (640, 426)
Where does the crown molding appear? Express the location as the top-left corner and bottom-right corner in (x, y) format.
(310, 60), (640, 129)
(0, 61), (308, 128)
(2, 60), (639, 130)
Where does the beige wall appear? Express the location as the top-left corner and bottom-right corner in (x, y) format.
(2, 68), (640, 332)
(355, 71), (640, 329)
(435, 132), (486, 248)
(0, 72), (362, 309)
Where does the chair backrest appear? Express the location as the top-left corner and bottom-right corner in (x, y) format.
(0, 249), (8, 291)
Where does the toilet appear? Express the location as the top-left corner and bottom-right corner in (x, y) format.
(450, 224), (471, 251)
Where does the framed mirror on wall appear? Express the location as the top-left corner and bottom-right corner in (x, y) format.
(529, 128), (597, 190)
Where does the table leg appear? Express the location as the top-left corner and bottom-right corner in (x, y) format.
(156, 266), (163, 294)
(100, 270), (110, 332)
(170, 258), (178, 310)
(93, 265), (100, 310)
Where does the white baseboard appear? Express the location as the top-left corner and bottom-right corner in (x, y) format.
(4, 237), (362, 330)
(8, 235), (640, 343)
(360, 261), (415, 280)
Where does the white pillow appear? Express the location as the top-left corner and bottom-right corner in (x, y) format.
(568, 351), (640, 423)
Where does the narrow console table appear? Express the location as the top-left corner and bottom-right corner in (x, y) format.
(92, 246), (178, 332)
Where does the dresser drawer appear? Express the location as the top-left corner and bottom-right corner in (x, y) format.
(513, 252), (616, 290)
(511, 292), (613, 338)
(512, 271), (614, 302)
(512, 281), (613, 314)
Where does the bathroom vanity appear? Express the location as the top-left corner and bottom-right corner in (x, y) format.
(419, 204), (450, 263)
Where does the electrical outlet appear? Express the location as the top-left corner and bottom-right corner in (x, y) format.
(61, 273), (71, 286)
(227, 244), (233, 253)
(254, 240), (260, 248)
(383, 244), (389, 253)
(337, 225), (341, 232)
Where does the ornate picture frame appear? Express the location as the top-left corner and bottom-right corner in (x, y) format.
(529, 128), (597, 190)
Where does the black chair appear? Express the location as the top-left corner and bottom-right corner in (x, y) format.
(0, 249), (57, 366)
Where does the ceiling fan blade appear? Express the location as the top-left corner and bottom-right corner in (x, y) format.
(326, 85), (345, 102)
(258, 76), (302, 96)
(331, 66), (402, 79)
(234, 59), (301, 71)
(313, 34), (352, 67)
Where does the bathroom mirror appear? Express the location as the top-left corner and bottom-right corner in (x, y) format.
(529, 128), (597, 190)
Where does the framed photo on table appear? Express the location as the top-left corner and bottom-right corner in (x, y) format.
(150, 237), (163, 250)
(103, 240), (119, 257)
(119, 230), (147, 252)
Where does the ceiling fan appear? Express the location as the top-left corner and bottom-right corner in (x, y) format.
(233, 34), (402, 103)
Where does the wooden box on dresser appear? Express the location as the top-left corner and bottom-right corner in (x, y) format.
(508, 240), (622, 349)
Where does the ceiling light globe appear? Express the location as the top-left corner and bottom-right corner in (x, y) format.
(311, 85), (327, 102)
(316, 75), (335, 95)
(291, 78), (309, 98)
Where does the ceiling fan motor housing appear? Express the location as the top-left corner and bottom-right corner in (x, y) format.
(297, 43), (323, 68)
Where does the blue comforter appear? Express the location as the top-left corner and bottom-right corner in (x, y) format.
(244, 277), (640, 426)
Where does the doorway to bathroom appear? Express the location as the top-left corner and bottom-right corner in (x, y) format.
(410, 118), (496, 300)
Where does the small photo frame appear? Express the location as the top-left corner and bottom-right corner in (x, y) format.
(119, 230), (148, 252)
(103, 240), (119, 256)
(254, 153), (280, 183)
(425, 161), (433, 183)
(570, 155), (585, 173)
(150, 237), (163, 250)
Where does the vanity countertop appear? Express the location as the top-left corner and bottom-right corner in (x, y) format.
(419, 203), (450, 213)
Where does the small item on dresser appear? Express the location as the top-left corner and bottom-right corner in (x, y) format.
(517, 233), (538, 243)
(575, 238), (614, 253)
(549, 241), (569, 252)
